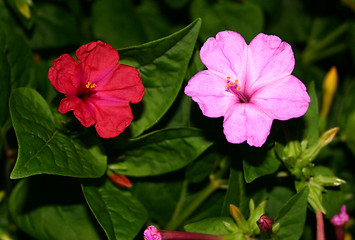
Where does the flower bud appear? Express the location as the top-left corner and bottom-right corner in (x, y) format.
(107, 172), (132, 188)
(320, 66), (338, 119)
(256, 215), (274, 233)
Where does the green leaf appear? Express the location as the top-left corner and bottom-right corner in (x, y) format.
(0, 23), (34, 88)
(184, 217), (237, 235)
(266, 186), (294, 219)
(190, 0), (263, 43)
(303, 81), (319, 145)
(274, 187), (309, 240)
(0, 50), (10, 125)
(119, 19), (201, 136)
(133, 178), (182, 226)
(82, 178), (147, 240)
(28, 3), (80, 48)
(9, 88), (107, 179)
(111, 128), (212, 176)
(9, 176), (105, 240)
(243, 148), (281, 183)
(221, 168), (248, 217)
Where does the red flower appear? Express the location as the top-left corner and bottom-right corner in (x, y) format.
(48, 41), (144, 138)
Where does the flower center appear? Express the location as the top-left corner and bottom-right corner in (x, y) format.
(225, 76), (249, 103)
(78, 81), (97, 99)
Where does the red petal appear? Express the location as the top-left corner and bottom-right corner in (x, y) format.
(95, 64), (144, 103)
(48, 54), (81, 95)
(76, 41), (119, 84)
(90, 99), (133, 138)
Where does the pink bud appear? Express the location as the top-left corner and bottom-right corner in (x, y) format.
(257, 215), (274, 233)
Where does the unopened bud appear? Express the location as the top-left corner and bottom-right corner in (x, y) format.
(229, 204), (247, 228)
(256, 215), (274, 233)
(321, 66), (338, 119)
(108, 172), (132, 188)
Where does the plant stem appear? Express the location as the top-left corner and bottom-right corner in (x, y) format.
(165, 180), (218, 230)
(317, 208), (326, 240)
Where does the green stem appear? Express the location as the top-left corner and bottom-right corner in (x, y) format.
(165, 180), (218, 230)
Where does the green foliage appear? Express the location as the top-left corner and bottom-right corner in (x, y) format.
(82, 179), (147, 240)
(9, 88), (107, 179)
(110, 128), (212, 177)
(0, 1), (354, 240)
(119, 19), (201, 136)
(9, 176), (105, 240)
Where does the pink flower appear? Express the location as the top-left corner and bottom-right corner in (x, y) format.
(48, 41), (144, 138)
(331, 205), (349, 226)
(184, 31), (310, 147)
(143, 225), (224, 240)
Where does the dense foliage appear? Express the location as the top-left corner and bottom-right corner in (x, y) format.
(1, 0), (355, 239)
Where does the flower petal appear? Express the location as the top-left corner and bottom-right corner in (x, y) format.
(76, 41), (119, 84)
(223, 104), (273, 147)
(184, 70), (237, 118)
(58, 96), (80, 114)
(246, 33), (295, 95)
(95, 64), (144, 103)
(48, 54), (80, 95)
(90, 100), (133, 138)
(200, 31), (248, 84)
(251, 75), (310, 120)
(72, 101), (96, 127)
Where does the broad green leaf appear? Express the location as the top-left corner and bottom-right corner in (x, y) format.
(9, 176), (105, 240)
(266, 186), (294, 219)
(243, 148), (281, 183)
(0, 23), (34, 88)
(111, 128), (212, 177)
(185, 150), (217, 183)
(9, 88), (106, 179)
(302, 81), (319, 145)
(274, 187), (309, 240)
(82, 178), (147, 240)
(119, 19), (201, 136)
(221, 168), (248, 217)
(184, 217), (237, 235)
(190, 0), (263, 42)
(133, 179), (183, 226)
(0, 50), (10, 125)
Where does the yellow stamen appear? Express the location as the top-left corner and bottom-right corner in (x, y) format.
(227, 76), (231, 80)
(86, 82), (97, 89)
(237, 86), (241, 90)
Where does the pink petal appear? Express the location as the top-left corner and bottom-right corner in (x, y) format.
(58, 96), (80, 114)
(246, 33), (295, 96)
(223, 104), (273, 147)
(184, 70), (237, 118)
(251, 75), (310, 120)
(72, 101), (96, 127)
(48, 54), (80, 95)
(95, 64), (145, 103)
(76, 41), (119, 84)
(200, 31), (248, 85)
(91, 100), (133, 138)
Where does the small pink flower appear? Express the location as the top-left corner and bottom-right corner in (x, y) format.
(331, 205), (349, 226)
(48, 41), (144, 138)
(143, 225), (224, 240)
(257, 215), (274, 233)
(184, 31), (310, 147)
